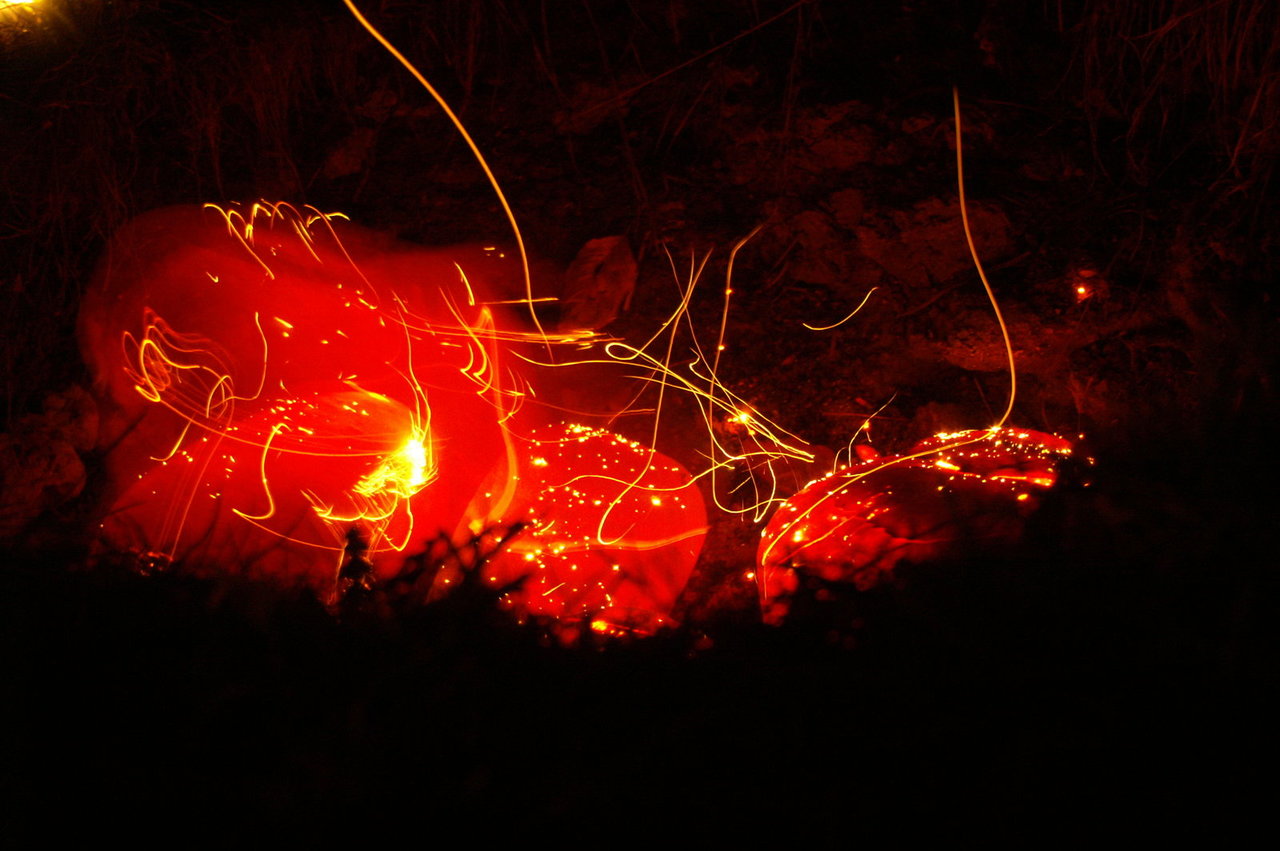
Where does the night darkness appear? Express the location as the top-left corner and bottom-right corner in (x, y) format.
(1, 0), (1275, 837)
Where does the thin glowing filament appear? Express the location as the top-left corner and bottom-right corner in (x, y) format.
(341, 0), (548, 346)
(953, 86), (1016, 430)
(802, 287), (878, 331)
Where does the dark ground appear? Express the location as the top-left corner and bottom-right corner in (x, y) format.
(0, 0), (1276, 836)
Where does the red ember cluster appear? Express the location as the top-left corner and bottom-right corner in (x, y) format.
(757, 428), (1078, 623)
(79, 202), (705, 632)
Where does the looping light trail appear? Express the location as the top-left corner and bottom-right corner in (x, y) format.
(83, 200), (712, 630)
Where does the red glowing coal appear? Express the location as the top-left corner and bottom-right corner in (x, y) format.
(79, 202), (705, 630)
(757, 428), (1079, 623)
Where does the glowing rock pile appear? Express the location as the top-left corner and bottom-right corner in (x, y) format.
(756, 428), (1076, 623)
(79, 202), (705, 629)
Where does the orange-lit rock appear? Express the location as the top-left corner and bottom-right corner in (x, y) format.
(757, 428), (1074, 622)
(79, 202), (704, 628)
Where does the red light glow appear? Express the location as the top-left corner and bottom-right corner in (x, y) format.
(756, 428), (1077, 623)
(80, 202), (706, 629)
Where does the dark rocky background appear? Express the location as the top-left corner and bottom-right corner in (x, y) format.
(0, 0), (1274, 836)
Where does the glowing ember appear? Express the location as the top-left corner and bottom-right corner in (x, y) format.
(756, 428), (1077, 623)
(80, 202), (705, 628)
(436, 423), (705, 633)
